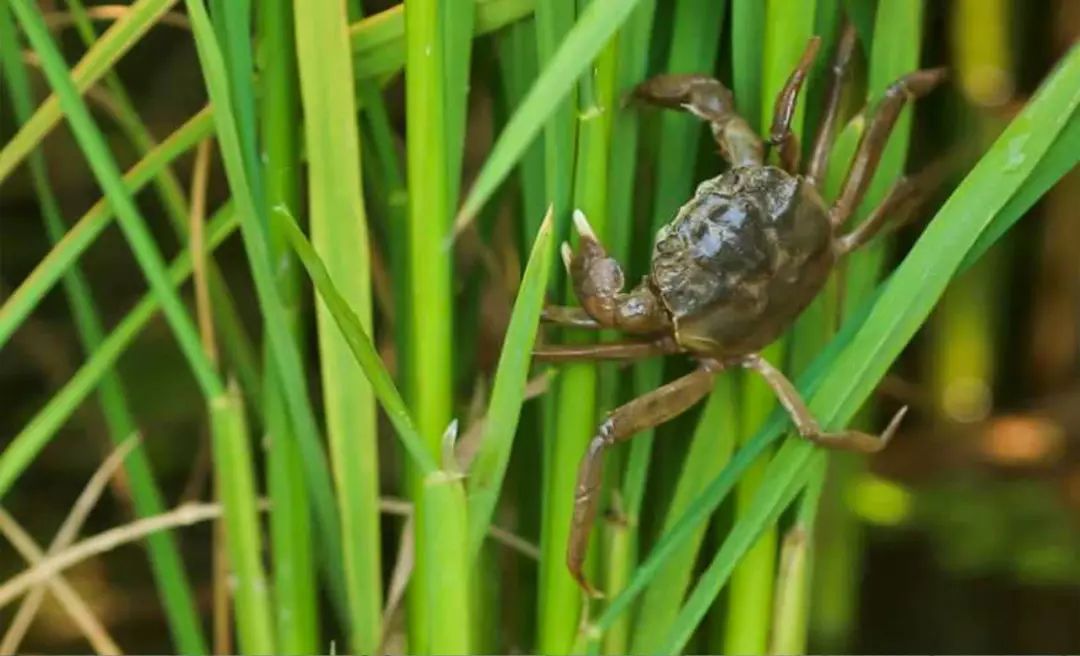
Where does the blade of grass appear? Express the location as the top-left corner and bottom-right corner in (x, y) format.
(56, 0), (262, 409)
(210, 384), (276, 654)
(466, 209), (554, 556)
(605, 43), (1080, 651)
(0, 108), (213, 349)
(0, 205), (237, 503)
(349, 0), (535, 81)
(259, 0), (319, 652)
(456, 0), (645, 229)
(293, 0), (384, 649)
(587, 44), (1080, 647)
(731, 0), (766, 130)
(8, 0), (224, 397)
(183, 0), (350, 618)
(403, 0), (466, 650)
(0, 9), (206, 653)
(0, 0), (178, 183)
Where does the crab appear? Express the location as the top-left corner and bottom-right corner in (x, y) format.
(534, 26), (947, 596)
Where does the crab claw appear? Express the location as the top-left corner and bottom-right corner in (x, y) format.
(573, 208), (598, 241)
(560, 242), (574, 274)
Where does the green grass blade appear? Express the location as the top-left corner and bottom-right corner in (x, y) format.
(0, 0), (178, 183)
(403, 0), (465, 649)
(0, 108), (213, 350)
(349, 0), (534, 81)
(259, 0), (319, 651)
(210, 384), (276, 654)
(0, 10), (206, 652)
(8, 0), (223, 398)
(293, 0), (384, 649)
(0, 206), (238, 501)
(183, 0), (350, 617)
(466, 210), (554, 556)
(731, 0), (766, 129)
(273, 210), (437, 475)
(456, 0), (644, 227)
(419, 470), (472, 653)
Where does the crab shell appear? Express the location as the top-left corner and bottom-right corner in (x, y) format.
(650, 165), (835, 357)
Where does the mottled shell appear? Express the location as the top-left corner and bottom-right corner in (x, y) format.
(650, 166), (834, 357)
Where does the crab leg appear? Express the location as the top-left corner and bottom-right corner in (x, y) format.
(740, 353), (907, 452)
(565, 210), (672, 335)
(534, 336), (680, 362)
(541, 305), (602, 329)
(768, 36), (822, 174)
(829, 68), (948, 228)
(630, 74), (763, 168)
(568, 362), (721, 596)
(806, 23), (858, 186)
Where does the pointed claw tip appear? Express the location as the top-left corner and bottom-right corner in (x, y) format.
(572, 208), (596, 240)
(560, 242), (574, 271)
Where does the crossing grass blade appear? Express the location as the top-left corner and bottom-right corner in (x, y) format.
(0, 205), (237, 512)
(0, 9), (205, 651)
(0, 0), (178, 182)
(585, 41), (1080, 652)
(466, 210), (554, 557)
(182, 0), (351, 618)
(349, 0), (535, 81)
(0, 108), (213, 349)
(293, 0), (383, 648)
(456, 0), (645, 229)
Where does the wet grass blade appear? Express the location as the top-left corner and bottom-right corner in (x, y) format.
(293, 0), (383, 648)
(466, 210), (554, 556)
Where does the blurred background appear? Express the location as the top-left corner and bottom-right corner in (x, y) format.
(1, 0), (1079, 653)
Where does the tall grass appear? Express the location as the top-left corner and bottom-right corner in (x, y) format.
(0, 0), (1077, 654)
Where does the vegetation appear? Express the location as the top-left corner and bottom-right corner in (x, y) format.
(0, 0), (1077, 653)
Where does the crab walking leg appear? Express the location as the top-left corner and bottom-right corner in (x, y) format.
(806, 23), (858, 186)
(768, 36), (822, 174)
(834, 173), (923, 255)
(568, 363), (721, 596)
(533, 336), (681, 362)
(630, 74), (764, 168)
(566, 210), (672, 335)
(829, 67), (948, 228)
(740, 353), (908, 453)
(541, 305), (602, 329)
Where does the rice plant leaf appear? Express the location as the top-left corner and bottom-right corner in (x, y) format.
(183, 0), (349, 614)
(0, 9), (206, 652)
(209, 385), (276, 654)
(273, 210), (438, 475)
(349, 0), (534, 80)
(0, 108), (213, 350)
(293, 0), (383, 648)
(0, 0), (179, 183)
(0, 207), (238, 502)
(456, 0), (644, 227)
(589, 40), (1080, 647)
(466, 209), (554, 557)
(8, 0), (223, 398)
